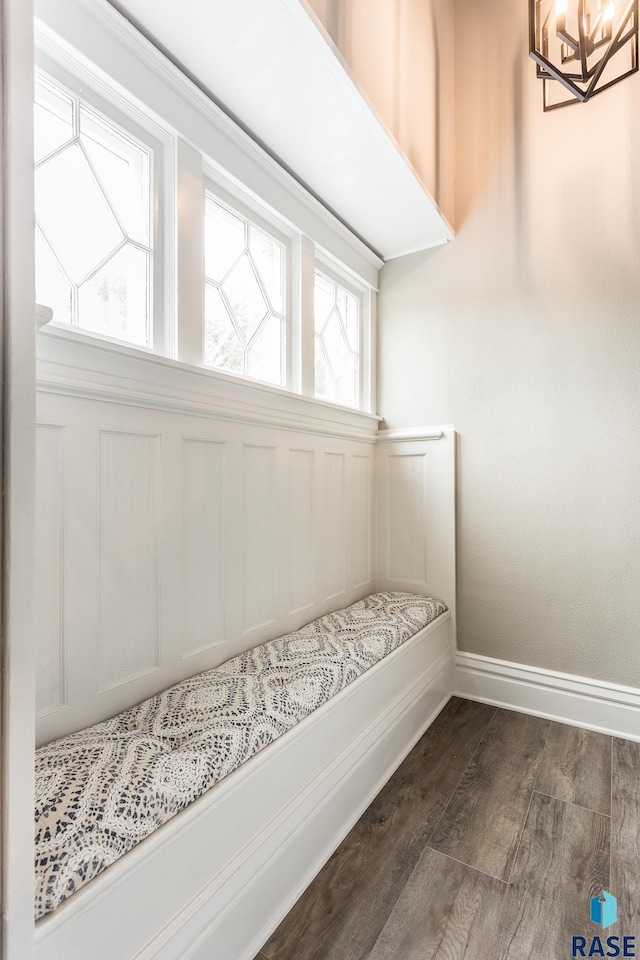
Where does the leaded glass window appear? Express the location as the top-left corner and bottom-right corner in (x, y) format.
(314, 270), (360, 408)
(34, 71), (153, 347)
(204, 194), (286, 387)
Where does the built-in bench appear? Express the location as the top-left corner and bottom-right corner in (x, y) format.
(35, 592), (446, 923)
(33, 427), (456, 960)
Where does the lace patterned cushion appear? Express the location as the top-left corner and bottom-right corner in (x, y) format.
(34, 592), (446, 920)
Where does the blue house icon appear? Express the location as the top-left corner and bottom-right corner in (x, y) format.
(590, 891), (617, 929)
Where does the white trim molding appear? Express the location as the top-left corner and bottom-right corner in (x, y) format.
(376, 425), (448, 442)
(3, 0), (37, 956)
(36, 327), (382, 443)
(36, 304), (53, 330)
(455, 652), (640, 742)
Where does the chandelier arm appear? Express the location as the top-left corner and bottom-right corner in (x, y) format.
(558, 27), (580, 48)
(585, 0), (638, 96)
(530, 48), (589, 97)
(577, 0), (590, 79)
(584, 54), (639, 97)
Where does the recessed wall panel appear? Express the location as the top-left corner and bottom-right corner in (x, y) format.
(98, 431), (159, 689)
(288, 448), (315, 613)
(182, 439), (226, 656)
(35, 424), (66, 715)
(324, 452), (346, 599)
(352, 454), (372, 588)
(388, 453), (426, 583)
(243, 444), (276, 631)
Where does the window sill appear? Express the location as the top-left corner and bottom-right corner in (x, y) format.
(36, 324), (382, 441)
(36, 304), (53, 329)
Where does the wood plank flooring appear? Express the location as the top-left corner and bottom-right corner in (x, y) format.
(611, 738), (640, 928)
(535, 723), (611, 815)
(493, 793), (610, 960)
(256, 699), (640, 960)
(262, 698), (495, 960)
(428, 710), (550, 881)
(366, 847), (506, 960)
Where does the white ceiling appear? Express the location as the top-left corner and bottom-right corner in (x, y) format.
(111, 0), (453, 260)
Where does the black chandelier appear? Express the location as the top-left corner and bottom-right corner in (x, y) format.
(530, 0), (639, 109)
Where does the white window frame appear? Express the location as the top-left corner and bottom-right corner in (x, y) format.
(34, 48), (173, 355)
(34, 2), (381, 415)
(202, 174), (298, 392)
(313, 252), (375, 413)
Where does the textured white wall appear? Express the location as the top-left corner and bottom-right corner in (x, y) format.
(378, 0), (640, 685)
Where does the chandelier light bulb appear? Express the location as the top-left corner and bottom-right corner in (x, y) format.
(555, 0), (569, 14)
(603, 1), (615, 20)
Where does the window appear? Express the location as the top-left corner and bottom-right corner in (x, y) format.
(34, 23), (378, 413)
(314, 268), (361, 408)
(34, 69), (158, 348)
(204, 192), (286, 387)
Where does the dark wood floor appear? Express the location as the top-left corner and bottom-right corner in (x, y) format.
(254, 698), (640, 960)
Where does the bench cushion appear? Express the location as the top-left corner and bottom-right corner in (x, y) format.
(34, 591), (446, 920)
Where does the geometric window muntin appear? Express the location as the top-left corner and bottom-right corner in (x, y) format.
(314, 269), (360, 409)
(204, 193), (286, 387)
(34, 70), (153, 348)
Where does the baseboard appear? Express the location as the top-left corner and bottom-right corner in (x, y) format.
(455, 652), (640, 741)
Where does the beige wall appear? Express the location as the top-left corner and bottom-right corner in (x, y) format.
(378, 0), (640, 685)
(305, 0), (454, 225)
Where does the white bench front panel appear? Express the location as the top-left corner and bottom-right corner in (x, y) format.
(34, 613), (453, 960)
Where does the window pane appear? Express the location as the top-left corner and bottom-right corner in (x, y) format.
(34, 71), (154, 348)
(341, 288), (359, 351)
(249, 314), (283, 384)
(314, 272), (334, 330)
(314, 270), (360, 408)
(34, 75), (74, 163)
(250, 225), (284, 313)
(314, 343), (332, 400)
(204, 284), (244, 373)
(78, 244), (150, 346)
(223, 254), (268, 342)
(80, 106), (150, 246)
(35, 228), (72, 326)
(204, 191), (285, 386)
(36, 143), (125, 283)
(204, 197), (245, 281)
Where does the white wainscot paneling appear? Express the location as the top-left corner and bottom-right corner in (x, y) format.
(35, 360), (379, 739)
(323, 451), (346, 601)
(182, 439), (227, 659)
(388, 452), (427, 584)
(35, 424), (66, 716)
(351, 454), (372, 589)
(288, 448), (315, 616)
(98, 430), (160, 690)
(242, 444), (277, 634)
(376, 427), (457, 634)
